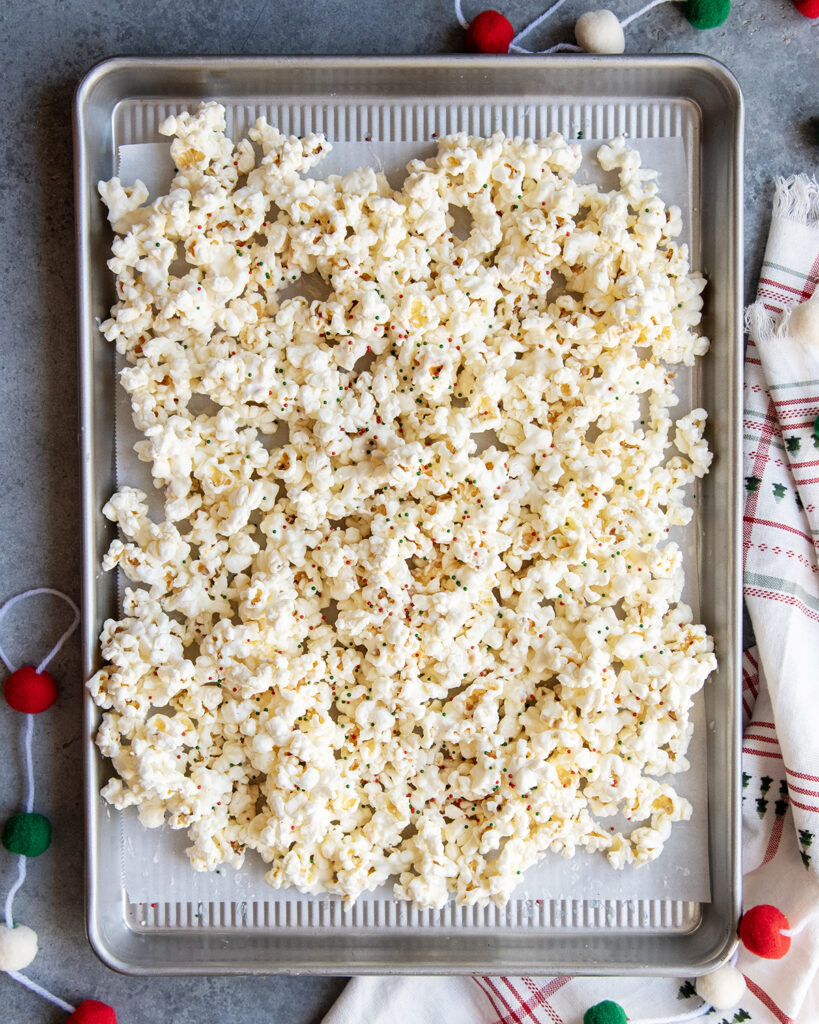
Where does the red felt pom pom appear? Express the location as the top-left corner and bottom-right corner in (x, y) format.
(739, 904), (791, 959)
(66, 1000), (118, 1024)
(466, 10), (515, 53)
(3, 666), (58, 714)
(794, 0), (819, 17)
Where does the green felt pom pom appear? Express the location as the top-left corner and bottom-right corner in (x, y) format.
(683, 0), (731, 29)
(583, 1002), (628, 1024)
(2, 812), (52, 857)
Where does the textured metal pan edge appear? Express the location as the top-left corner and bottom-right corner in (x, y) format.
(76, 54), (743, 975)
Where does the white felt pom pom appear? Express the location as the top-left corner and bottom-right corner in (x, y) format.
(0, 923), (38, 971)
(695, 964), (747, 1010)
(575, 10), (625, 54)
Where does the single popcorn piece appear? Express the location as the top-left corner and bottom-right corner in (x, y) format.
(90, 102), (717, 910)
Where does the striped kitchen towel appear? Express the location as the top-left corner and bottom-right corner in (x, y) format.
(322, 177), (819, 1024)
(743, 175), (819, 882)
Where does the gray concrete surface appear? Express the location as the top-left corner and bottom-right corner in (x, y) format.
(0, 1), (815, 1021)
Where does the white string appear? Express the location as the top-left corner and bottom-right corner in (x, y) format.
(3, 856), (27, 930)
(6, 972), (76, 1014)
(454, 0), (469, 29)
(4, 714), (35, 929)
(510, 0), (573, 48)
(22, 713), (35, 814)
(630, 1003), (710, 1024)
(515, 41), (582, 54)
(782, 903), (819, 937)
(619, 0), (673, 28)
(0, 587), (80, 676)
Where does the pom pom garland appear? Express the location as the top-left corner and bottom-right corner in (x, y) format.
(0, 923), (38, 972)
(583, 1001), (628, 1024)
(2, 812), (52, 857)
(465, 9), (514, 52)
(739, 904), (791, 959)
(0, 589), (106, 1018)
(67, 1001), (119, 1024)
(695, 964), (747, 1010)
(3, 666), (58, 714)
(455, 0), (732, 56)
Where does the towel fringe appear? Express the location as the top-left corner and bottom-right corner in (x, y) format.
(772, 174), (819, 227)
(745, 301), (779, 344)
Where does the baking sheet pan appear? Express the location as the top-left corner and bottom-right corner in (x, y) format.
(75, 55), (743, 976)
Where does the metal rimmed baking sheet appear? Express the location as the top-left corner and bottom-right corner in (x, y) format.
(76, 54), (743, 976)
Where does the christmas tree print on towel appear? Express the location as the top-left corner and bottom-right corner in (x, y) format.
(754, 776), (788, 819)
(757, 775), (773, 818)
(799, 829), (814, 869)
(775, 780), (789, 817)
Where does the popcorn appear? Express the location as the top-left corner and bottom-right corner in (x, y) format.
(90, 103), (716, 909)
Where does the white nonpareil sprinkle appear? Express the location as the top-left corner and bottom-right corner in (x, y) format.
(90, 102), (716, 909)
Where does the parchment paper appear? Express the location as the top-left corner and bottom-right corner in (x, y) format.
(111, 132), (711, 907)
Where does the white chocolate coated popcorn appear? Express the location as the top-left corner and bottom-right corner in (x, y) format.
(90, 103), (716, 909)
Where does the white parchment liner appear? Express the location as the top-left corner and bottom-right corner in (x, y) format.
(109, 133), (711, 908)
